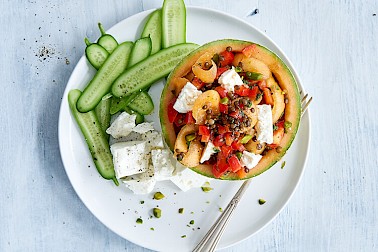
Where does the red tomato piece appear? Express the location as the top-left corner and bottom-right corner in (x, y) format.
(224, 132), (233, 146)
(168, 98), (178, 123)
(183, 111), (195, 124)
(241, 44), (257, 58)
(221, 145), (232, 157)
(219, 51), (234, 67)
(219, 103), (228, 114)
(234, 85), (250, 97)
(174, 113), (185, 127)
(215, 86), (228, 98)
(263, 88), (274, 106)
(229, 111), (240, 118)
(213, 135), (225, 147)
(212, 154), (229, 178)
(248, 86), (259, 100)
(192, 77), (205, 89)
(228, 155), (242, 172)
(231, 141), (246, 152)
(216, 67), (229, 79)
(258, 80), (268, 89)
(198, 125), (210, 143)
(217, 125), (229, 134)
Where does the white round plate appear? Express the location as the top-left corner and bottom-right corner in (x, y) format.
(59, 6), (311, 252)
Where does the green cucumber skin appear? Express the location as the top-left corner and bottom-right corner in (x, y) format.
(85, 43), (109, 70)
(77, 41), (133, 113)
(141, 9), (162, 54)
(162, 0), (186, 48)
(109, 92), (139, 115)
(68, 89), (117, 183)
(128, 91), (154, 115)
(98, 34), (118, 54)
(128, 37), (152, 67)
(112, 43), (198, 97)
(94, 97), (111, 140)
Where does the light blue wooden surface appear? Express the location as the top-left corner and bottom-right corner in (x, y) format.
(1, 0), (377, 251)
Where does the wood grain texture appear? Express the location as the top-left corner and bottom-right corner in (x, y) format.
(0, 0), (377, 251)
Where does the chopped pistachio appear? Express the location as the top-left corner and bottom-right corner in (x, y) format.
(140, 200), (144, 204)
(235, 66), (242, 72)
(281, 161), (286, 169)
(181, 235), (187, 238)
(213, 147), (220, 153)
(258, 198), (266, 205)
(150, 227), (155, 231)
(236, 151), (243, 160)
(178, 208), (184, 214)
(220, 97), (229, 104)
(153, 208), (161, 218)
(136, 218), (143, 224)
(219, 207), (223, 212)
(273, 124), (278, 131)
(201, 186), (213, 192)
(240, 134), (253, 144)
(246, 71), (263, 80)
(189, 220), (194, 225)
(153, 192), (165, 200)
(185, 133), (196, 142)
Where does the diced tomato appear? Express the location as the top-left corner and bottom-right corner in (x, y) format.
(174, 113), (185, 127)
(221, 145), (232, 157)
(198, 125), (210, 142)
(215, 86), (228, 98)
(219, 51), (234, 67)
(168, 98), (178, 123)
(258, 80), (268, 89)
(224, 132), (233, 146)
(216, 67), (229, 79)
(228, 155), (242, 172)
(183, 111), (195, 124)
(234, 85), (250, 97)
(231, 141), (246, 152)
(263, 88), (274, 106)
(229, 111), (240, 118)
(236, 167), (248, 179)
(218, 125), (229, 134)
(268, 127), (285, 148)
(248, 86), (259, 100)
(241, 44), (257, 58)
(213, 135), (225, 147)
(192, 77), (205, 89)
(275, 120), (285, 129)
(212, 154), (229, 178)
(219, 103), (228, 114)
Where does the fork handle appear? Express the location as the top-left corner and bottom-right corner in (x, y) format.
(192, 180), (251, 252)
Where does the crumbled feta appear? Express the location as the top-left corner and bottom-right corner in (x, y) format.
(141, 130), (165, 150)
(256, 105), (273, 144)
(106, 112), (136, 138)
(151, 149), (175, 181)
(173, 82), (202, 113)
(122, 165), (156, 194)
(133, 122), (154, 134)
(218, 67), (244, 92)
(170, 167), (208, 192)
(240, 151), (262, 169)
(110, 141), (149, 179)
(200, 141), (218, 163)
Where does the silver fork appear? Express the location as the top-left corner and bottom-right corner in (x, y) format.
(192, 92), (312, 252)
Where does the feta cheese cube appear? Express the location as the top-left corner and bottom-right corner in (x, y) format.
(106, 112), (136, 139)
(141, 130), (165, 150)
(200, 141), (218, 163)
(170, 167), (208, 192)
(240, 151), (262, 169)
(256, 105), (273, 144)
(218, 67), (244, 92)
(173, 82), (202, 113)
(110, 141), (149, 179)
(151, 149), (175, 181)
(122, 165), (156, 194)
(133, 122), (154, 134)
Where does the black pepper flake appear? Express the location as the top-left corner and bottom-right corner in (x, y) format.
(373, 13), (376, 16)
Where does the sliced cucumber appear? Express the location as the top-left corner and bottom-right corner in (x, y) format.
(162, 0), (186, 48)
(109, 92), (139, 115)
(128, 91), (154, 115)
(84, 38), (109, 70)
(124, 107), (145, 124)
(68, 89), (118, 185)
(94, 96), (111, 140)
(112, 43), (198, 97)
(128, 37), (152, 67)
(97, 23), (119, 54)
(141, 9), (162, 54)
(77, 41), (133, 113)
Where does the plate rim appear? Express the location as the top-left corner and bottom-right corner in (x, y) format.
(58, 6), (311, 251)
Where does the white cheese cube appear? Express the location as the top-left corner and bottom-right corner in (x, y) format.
(170, 167), (208, 192)
(256, 105), (274, 144)
(218, 67), (244, 92)
(200, 141), (218, 163)
(141, 130), (165, 150)
(122, 165), (156, 194)
(133, 122), (154, 134)
(106, 112), (136, 139)
(173, 82), (202, 113)
(110, 141), (149, 179)
(151, 149), (175, 181)
(240, 151), (262, 169)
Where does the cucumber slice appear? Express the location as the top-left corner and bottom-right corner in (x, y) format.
(109, 92), (139, 115)
(128, 37), (152, 67)
(77, 41), (133, 113)
(112, 43), (198, 97)
(128, 91), (154, 115)
(68, 89), (118, 185)
(94, 96), (111, 140)
(162, 0), (186, 48)
(97, 23), (119, 54)
(124, 107), (145, 124)
(84, 38), (109, 70)
(141, 9), (162, 54)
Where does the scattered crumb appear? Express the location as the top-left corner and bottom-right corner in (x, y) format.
(258, 199), (266, 205)
(248, 8), (259, 16)
(181, 235), (186, 238)
(281, 161), (286, 169)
